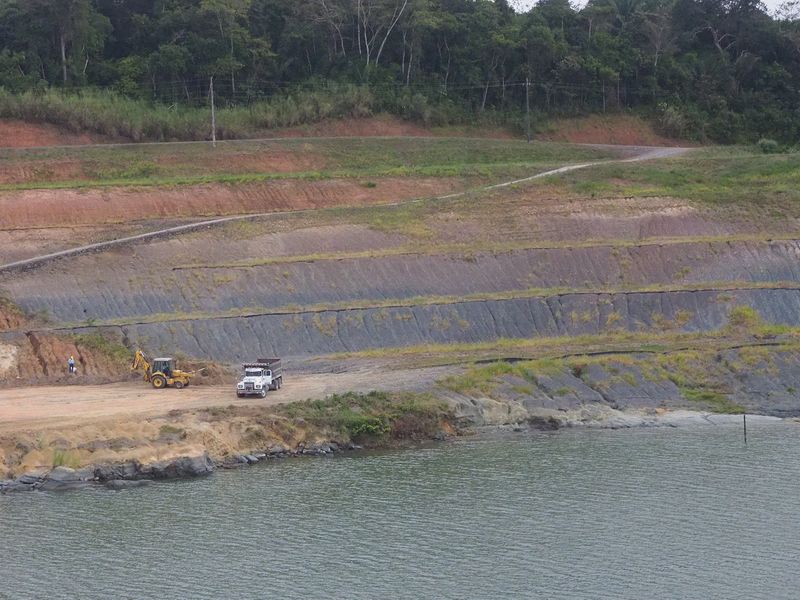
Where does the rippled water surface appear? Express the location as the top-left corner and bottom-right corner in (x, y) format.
(3, 423), (800, 599)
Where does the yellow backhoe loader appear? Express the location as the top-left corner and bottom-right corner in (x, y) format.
(131, 350), (196, 389)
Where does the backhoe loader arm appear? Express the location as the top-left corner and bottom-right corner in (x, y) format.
(131, 350), (152, 382)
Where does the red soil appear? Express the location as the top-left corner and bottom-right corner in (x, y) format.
(190, 151), (328, 173)
(0, 303), (26, 330)
(6, 333), (127, 382)
(269, 115), (515, 140)
(538, 114), (685, 146)
(0, 119), (101, 148)
(0, 176), (467, 229)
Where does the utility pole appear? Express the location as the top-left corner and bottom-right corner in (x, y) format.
(209, 76), (217, 148)
(525, 77), (531, 144)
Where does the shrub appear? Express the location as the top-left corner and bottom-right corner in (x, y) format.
(726, 306), (763, 331)
(52, 449), (80, 468)
(757, 138), (780, 154)
(656, 103), (687, 138)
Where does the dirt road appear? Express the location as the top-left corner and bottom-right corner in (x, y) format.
(0, 365), (455, 432)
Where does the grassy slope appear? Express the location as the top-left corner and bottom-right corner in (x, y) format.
(0, 137), (619, 190)
(546, 147), (800, 209)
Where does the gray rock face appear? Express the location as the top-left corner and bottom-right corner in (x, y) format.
(94, 462), (139, 482)
(17, 471), (46, 486)
(140, 455), (215, 479)
(94, 455), (214, 482)
(447, 348), (800, 425)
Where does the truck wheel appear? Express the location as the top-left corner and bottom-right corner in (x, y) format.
(260, 389), (267, 398)
(174, 381), (184, 389)
(237, 392), (244, 398)
(277, 378), (282, 389)
(152, 375), (167, 389)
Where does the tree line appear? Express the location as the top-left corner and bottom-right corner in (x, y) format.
(0, 0), (798, 142)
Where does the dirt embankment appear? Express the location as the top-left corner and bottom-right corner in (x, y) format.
(0, 150), (328, 186)
(0, 364), (454, 477)
(0, 332), (129, 383)
(0, 176), (468, 229)
(271, 115), (515, 139)
(0, 115), (515, 150)
(0, 119), (105, 148)
(538, 114), (686, 146)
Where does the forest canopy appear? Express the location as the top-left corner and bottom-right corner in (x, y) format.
(0, 0), (798, 142)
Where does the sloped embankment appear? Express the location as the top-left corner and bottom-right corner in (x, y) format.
(6, 239), (800, 324)
(0, 176), (468, 229)
(16, 287), (798, 364)
(441, 347), (800, 422)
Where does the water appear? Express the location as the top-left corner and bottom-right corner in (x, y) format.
(2, 423), (800, 600)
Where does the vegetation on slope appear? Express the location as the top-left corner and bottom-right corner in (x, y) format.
(550, 149), (800, 207)
(0, 136), (618, 189)
(277, 391), (450, 444)
(0, 0), (798, 142)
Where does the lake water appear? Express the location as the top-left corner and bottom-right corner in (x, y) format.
(2, 423), (800, 600)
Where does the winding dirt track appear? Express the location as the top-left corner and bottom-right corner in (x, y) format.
(0, 144), (689, 274)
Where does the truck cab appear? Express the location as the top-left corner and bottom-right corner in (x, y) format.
(236, 359), (283, 398)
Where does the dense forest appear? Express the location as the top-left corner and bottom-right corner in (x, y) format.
(0, 0), (798, 142)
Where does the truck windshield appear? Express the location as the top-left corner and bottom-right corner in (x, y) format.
(245, 369), (262, 376)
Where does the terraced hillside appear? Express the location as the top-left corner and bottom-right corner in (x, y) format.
(2, 136), (800, 415)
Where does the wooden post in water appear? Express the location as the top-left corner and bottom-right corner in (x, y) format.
(743, 413), (747, 445)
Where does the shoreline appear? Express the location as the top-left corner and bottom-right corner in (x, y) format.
(0, 407), (788, 495)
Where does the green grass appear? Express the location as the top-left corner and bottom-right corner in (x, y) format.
(52, 449), (81, 469)
(0, 134), (618, 190)
(276, 391), (449, 443)
(547, 148), (800, 208)
(70, 332), (130, 363)
(681, 388), (745, 414)
(0, 85), (378, 142)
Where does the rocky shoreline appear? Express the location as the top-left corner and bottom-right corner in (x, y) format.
(0, 409), (787, 495)
(0, 440), (363, 494)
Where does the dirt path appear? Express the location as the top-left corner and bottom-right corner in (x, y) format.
(0, 365), (455, 433)
(0, 144), (691, 274)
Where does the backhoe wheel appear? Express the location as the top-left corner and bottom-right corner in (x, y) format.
(174, 381), (184, 389)
(152, 375), (167, 389)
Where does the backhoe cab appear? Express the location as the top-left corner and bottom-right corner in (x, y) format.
(131, 350), (194, 389)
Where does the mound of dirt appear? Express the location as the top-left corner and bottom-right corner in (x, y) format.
(538, 114), (685, 146)
(0, 119), (103, 148)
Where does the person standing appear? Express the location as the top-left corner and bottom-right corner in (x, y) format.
(68, 355), (75, 374)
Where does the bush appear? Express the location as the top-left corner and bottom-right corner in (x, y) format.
(656, 103), (687, 138)
(757, 138), (780, 154)
(277, 391), (448, 443)
(726, 306), (763, 331)
(52, 449), (80, 468)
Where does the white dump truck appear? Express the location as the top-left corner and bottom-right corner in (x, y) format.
(236, 358), (283, 398)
